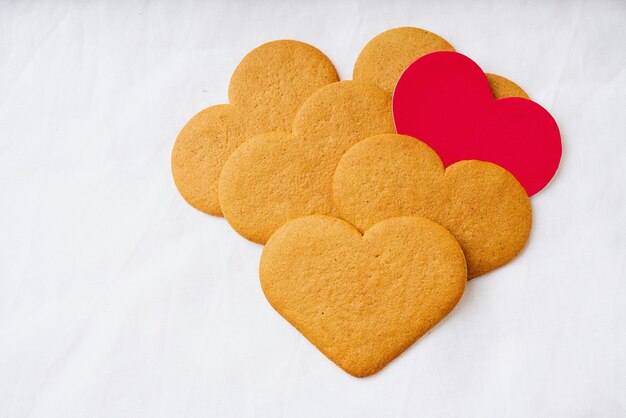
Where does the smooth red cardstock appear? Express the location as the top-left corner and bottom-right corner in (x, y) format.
(392, 51), (562, 196)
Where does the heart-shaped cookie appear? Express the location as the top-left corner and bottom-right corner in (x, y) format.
(353, 27), (455, 95)
(393, 51), (561, 196)
(260, 215), (467, 377)
(333, 134), (532, 279)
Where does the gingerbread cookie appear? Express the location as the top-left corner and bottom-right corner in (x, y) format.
(171, 40), (338, 215)
(219, 81), (395, 244)
(260, 215), (467, 377)
(354, 27), (528, 100)
(332, 134), (532, 278)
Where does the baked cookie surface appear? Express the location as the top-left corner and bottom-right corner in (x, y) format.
(260, 215), (467, 377)
(219, 81), (395, 243)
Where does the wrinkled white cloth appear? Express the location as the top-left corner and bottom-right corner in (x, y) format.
(1, 0), (625, 417)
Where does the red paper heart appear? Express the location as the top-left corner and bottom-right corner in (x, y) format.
(392, 51), (561, 196)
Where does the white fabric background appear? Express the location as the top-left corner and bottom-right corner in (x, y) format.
(1, 0), (625, 417)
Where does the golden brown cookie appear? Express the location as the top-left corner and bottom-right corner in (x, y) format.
(332, 134), (532, 279)
(219, 81), (395, 243)
(485, 73), (530, 99)
(353, 27), (455, 95)
(171, 40), (339, 215)
(354, 27), (528, 100)
(260, 215), (467, 377)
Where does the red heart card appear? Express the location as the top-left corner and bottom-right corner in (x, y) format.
(392, 51), (561, 196)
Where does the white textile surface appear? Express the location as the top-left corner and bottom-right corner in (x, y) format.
(1, 0), (625, 417)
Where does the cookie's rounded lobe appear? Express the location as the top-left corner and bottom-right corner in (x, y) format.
(219, 131), (313, 244)
(229, 40), (340, 131)
(353, 27), (455, 95)
(172, 105), (253, 215)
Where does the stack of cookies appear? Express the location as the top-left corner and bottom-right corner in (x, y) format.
(171, 27), (561, 377)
